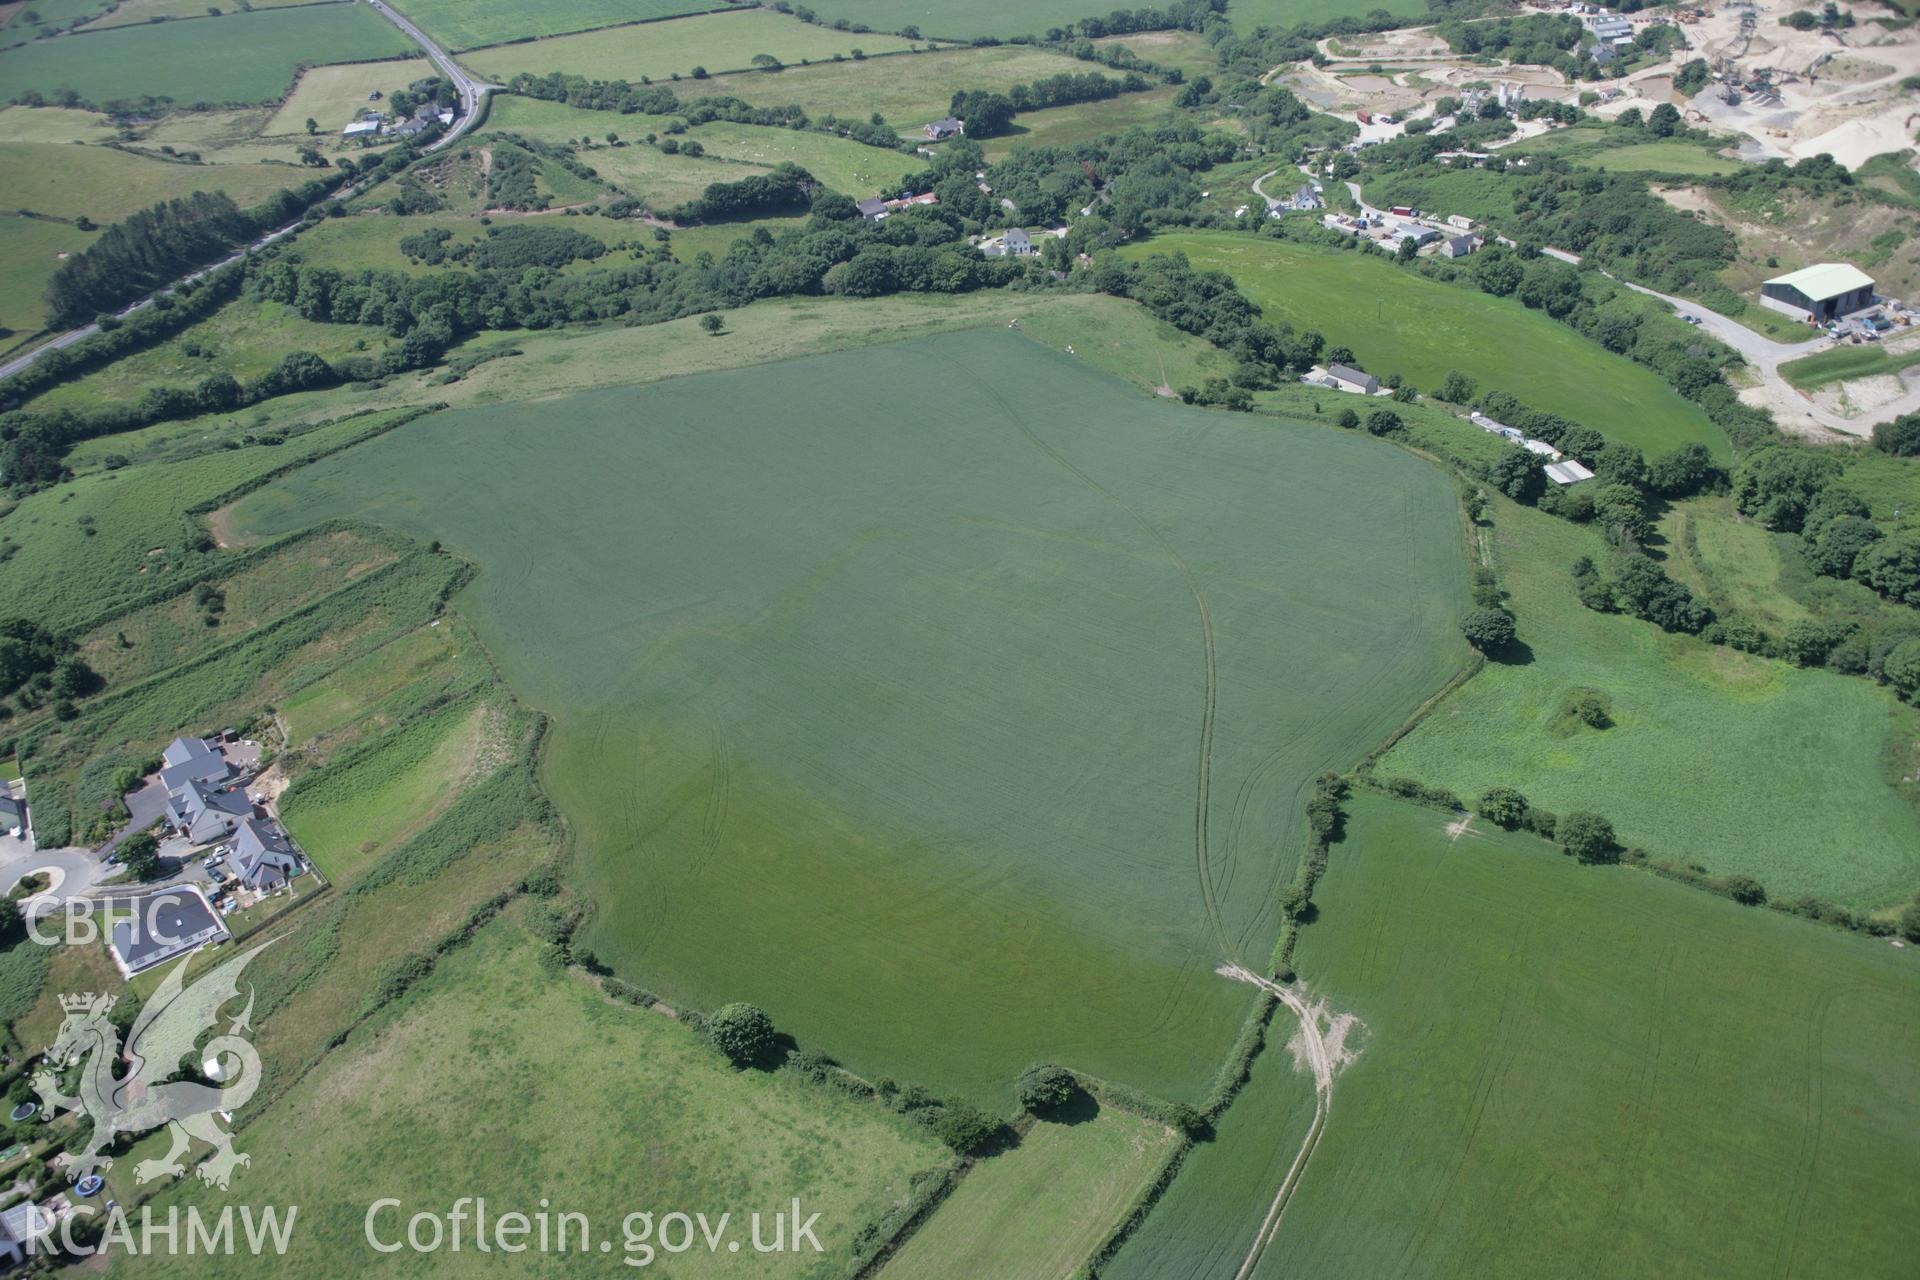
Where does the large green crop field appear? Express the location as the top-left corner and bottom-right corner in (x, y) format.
(0, 212), (92, 333)
(389, 0), (729, 51)
(464, 9), (921, 83)
(0, 141), (302, 222)
(1121, 232), (1727, 458)
(1380, 495), (1920, 909)
(0, 3), (415, 105)
(126, 917), (952, 1277)
(1258, 791), (1920, 1278)
(225, 328), (1469, 1107)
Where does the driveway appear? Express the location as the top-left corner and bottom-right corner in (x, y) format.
(108, 779), (172, 854)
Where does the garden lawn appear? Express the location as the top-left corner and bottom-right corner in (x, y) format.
(1378, 494), (1920, 909)
(226, 328), (1470, 1108)
(123, 917), (952, 1278)
(1121, 231), (1726, 458)
(464, 9), (920, 82)
(386, 0), (728, 51)
(1258, 791), (1920, 1279)
(881, 1109), (1180, 1280)
(0, 4), (415, 105)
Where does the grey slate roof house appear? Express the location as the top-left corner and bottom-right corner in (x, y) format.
(923, 117), (964, 140)
(1441, 234), (1480, 259)
(109, 887), (229, 977)
(165, 780), (253, 845)
(1005, 227), (1035, 256)
(1327, 364), (1380, 394)
(0, 1199), (51, 1267)
(855, 196), (888, 220)
(231, 818), (303, 891)
(158, 736), (230, 792)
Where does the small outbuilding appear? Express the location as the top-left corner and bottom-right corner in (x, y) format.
(855, 196), (888, 220)
(1545, 459), (1596, 485)
(1759, 263), (1876, 322)
(1441, 234), (1481, 259)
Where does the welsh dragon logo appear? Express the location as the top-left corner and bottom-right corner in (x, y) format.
(33, 945), (268, 1191)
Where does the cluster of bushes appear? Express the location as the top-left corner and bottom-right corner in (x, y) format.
(663, 162), (819, 224)
(0, 618), (98, 718)
(1572, 552), (1712, 634)
(947, 70), (1151, 137)
(400, 224), (609, 272)
(1475, 785), (1617, 862)
(1096, 251), (1328, 392)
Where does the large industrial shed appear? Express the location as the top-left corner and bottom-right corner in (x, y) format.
(1758, 263), (1876, 323)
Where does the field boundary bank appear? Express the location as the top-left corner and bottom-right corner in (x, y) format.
(69, 0), (356, 39)
(440, 2), (850, 56)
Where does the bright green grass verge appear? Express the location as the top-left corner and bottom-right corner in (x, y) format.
(123, 916), (952, 1277)
(673, 45), (1102, 136)
(882, 1109), (1180, 1280)
(1378, 494), (1920, 908)
(1120, 231), (1727, 458)
(0, 212), (92, 333)
(0, 4), (415, 105)
(1779, 339), (1920, 391)
(464, 9), (920, 82)
(226, 328), (1469, 1107)
(1262, 790), (1920, 1278)
(387, 0), (728, 51)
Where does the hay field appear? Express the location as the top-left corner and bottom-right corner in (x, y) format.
(226, 329), (1470, 1107)
(1122, 232), (1727, 458)
(464, 9), (920, 82)
(1260, 791), (1920, 1278)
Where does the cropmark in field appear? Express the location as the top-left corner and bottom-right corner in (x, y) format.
(226, 328), (1469, 1107)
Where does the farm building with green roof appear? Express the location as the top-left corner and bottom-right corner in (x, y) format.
(1758, 263), (1876, 322)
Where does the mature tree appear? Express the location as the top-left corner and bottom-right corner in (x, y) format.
(1476, 785), (1530, 828)
(1856, 534), (1920, 606)
(707, 1002), (776, 1067)
(1589, 483), (1650, 546)
(1460, 607), (1517, 653)
(1732, 447), (1841, 531)
(1337, 407), (1359, 429)
(1015, 1063), (1079, 1113)
(1645, 103), (1682, 137)
(1646, 443), (1718, 497)
(1610, 556), (1712, 632)
(1883, 637), (1920, 703)
(1900, 898), (1920, 944)
(1488, 445), (1544, 503)
(930, 1102), (1000, 1154)
(1872, 412), (1920, 458)
(304, 117), (318, 135)
(700, 312), (725, 336)
(119, 831), (163, 881)
(1723, 874), (1766, 905)
(1803, 515), (1881, 579)
(0, 896), (20, 941)
(1364, 408), (1403, 437)
(1558, 811), (1618, 863)
(1780, 619), (1843, 667)
(1438, 370), (1477, 403)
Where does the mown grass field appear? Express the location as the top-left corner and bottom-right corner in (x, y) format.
(228, 328), (1468, 1107)
(261, 56), (431, 136)
(1121, 231), (1727, 458)
(1779, 338), (1920, 390)
(0, 212), (92, 333)
(1516, 128), (1747, 176)
(673, 45), (1105, 134)
(78, 0), (324, 30)
(126, 917), (953, 1277)
(1261, 791), (1920, 1278)
(388, 0), (729, 51)
(686, 120), (919, 195)
(1379, 494), (1920, 908)
(882, 1109), (1179, 1280)
(465, 9), (920, 83)
(0, 3), (414, 105)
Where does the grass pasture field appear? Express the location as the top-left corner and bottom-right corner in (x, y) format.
(1379, 494), (1920, 909)
(1121, 232), (1727, 458)
(387, 0), (730, 51)
(1227, 0), (1426, 28)
(124, 916), (953, 1278)
(666, 45), (1106, 136)
(0, 3), (414, 105)
(975, 86), (1179, 160)
(77, 0), (326, 29)
(464, 9), (921, 84)
(1515, 128), (1747, 176)
(0, 212), (92, 334)
(261, 56), (431, 136)
(1259, 791), (1920, 1278)
(685, 119), (920, 195)
(0, 141), (304, 223)
(225, 328), (1470, 1108)
(882, 1109), (1180, 1280)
